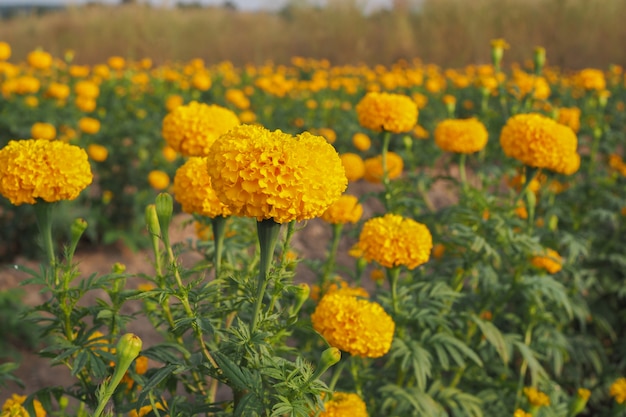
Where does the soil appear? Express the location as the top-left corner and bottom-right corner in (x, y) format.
(0, 178), (458, 403)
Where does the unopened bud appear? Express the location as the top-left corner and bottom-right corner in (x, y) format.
(145, 204), (161, 237)
(71, 218), (88, 243)
(290, 283), (310, 316)
(534, 46), (546, 74)
(116, 333), (142, 367)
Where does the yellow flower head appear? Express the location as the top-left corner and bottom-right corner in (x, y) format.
(0, 42), (11, 61)
(523, 387), (550, 407)
(352, 132), (372, 151)
(162, 101), (240, 157)
(557, 107), (581, 134)
(165, 94), (184, 112)
(340, 153), (365, 182)
(46, 82), (70, 100)
(173, 157), (231, 218)
(318, 392), (369, 417)
(358, 213), (433, 270)
(610, 378), (626, 404)
(0, 139), (92, 205)
(499, 113), (579, 174)
(74, 80), (100, 99)
(577, 388), (591, 401)
(207, 125), (347, 223)
(513, 409), (531, 417)
(147, 170), (170, 191)
(311, 291), (395, 358)
(225, 89), (250, 110)
(191, 72), (212, 91)
(78, 117), (101, 135)
(1, 393), (46, 417)
(363, 152), (404, 183)
(531, 248), (563, 274)
(107, 56), (126, 70)
(356, 91), (418, 133)
(87, 144), (108, 162)
(30, 122), (56, 140)
(577, 68), (606, 91)
(434, 118), (488, 154)
(27, 49), (53, 70)
(321, 194), (363, 224)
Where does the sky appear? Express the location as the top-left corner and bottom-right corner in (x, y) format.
(0, 0), (396, 13)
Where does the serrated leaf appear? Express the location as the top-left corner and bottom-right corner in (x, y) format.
(471, 315), (510, 364)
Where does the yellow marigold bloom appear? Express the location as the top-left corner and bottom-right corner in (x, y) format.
(363, 152), (404, 183)
(311, 291), (394, 358)
(557, 107), (581, 133)
(577, 68), (606, 91)
(225, 88), (250, 109)
(0, 139), (92, 205)
(173, 157), (231, 218)
(499, 113), (579, 174)
(128, 401), (166, 417)
(69, 65), (90, 78)
(162, 101), (240, 157)
(318, 392), (369, 417)
(107, 56), (125, 70)
(513, 409), (531, 417)
(147, 170), (170, 191)
(1, 394), (46, 417)
(0, 42), (11, 61)
(610, 378), (626, 404)
(162, 145), (178, 162)
(321, 194), (363, 224)
(358, 213), (433, 270)
(523, 387), (550, 407)
(74, 80), (100, 99)
(370, 268), (385, 282)
(45, 82), (70, 100)
(30, 122), (56, 140)
(412, 92), (428, 109)
(340, 153), (365, 182)
(207, 125), (347, 223)
(352, 132), (371, 151)
(78, 117), (101, 134)
(577, 388), (591, 401)
(356, 91), (418, 133)
(432, 243), (445, 259)
(75, 96), (96, 113)
(317, 127), (337, 144)
(412, 124), (430, 139)
(27, 49), (53, 70)
(531, 248), (563, 274)
(88, 144), (108, 162)
(434, 118), (488, 154)
(191, 72), (212, 91)
(239, 110), (256, 123)
(24, 96), (39, 108)
(165, 94), (184, 112)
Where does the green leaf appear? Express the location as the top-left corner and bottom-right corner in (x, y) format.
(471, 315), (510, 364)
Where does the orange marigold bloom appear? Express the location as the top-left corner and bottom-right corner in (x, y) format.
(363, 152), (403, 183)
(0, 139), (92, 205)
(531, 248), (563, 274)
(340, 153), (365, 182)
(0, 41), (11, 61)
(577, 68), (606, 91)
(191, 72), (212, 91)
(87, 144), (108, 162)
(321, 194), (363, 224)
(358, 213), (433, 270)
(107, 56), (125, 70)
(74, 80), (100, 99)
(78, 117), (101, 134)
(147, 170), (170, 191)
(311, 291), (394, 358)
(31, 122), (56, 140)
(207, 125), (347, 223)
(356, 91), (418, 133)
(173, 157), (231, 218)
(523, 387), (550, 407)
(434, 118), (488, 154)
(165, 94), (184, 112)
(352, 132), (371, 151)
(610, 378), (626, 404)
(318, 392), (369, 417)
(46, 82), (70, 100)
(499, 113), (579, 174)
(27, 49), (53, 70)
(557, 107), (581, 133)
(1, 393), (46, 417)
(162, 101), (240, 157)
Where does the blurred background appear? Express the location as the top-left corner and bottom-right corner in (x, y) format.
(0, 0), (624, 70)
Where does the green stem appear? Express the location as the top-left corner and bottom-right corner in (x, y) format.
(322, 223), (343, 287)
(514, 320), (535, 411)
(380, 131), (392, 210)
(34, 202), (57, 283)
(387, 267), (401, 317)
(250, 218), (282, 333)
(211, 216), (227, 279)
(328, 359), (347, 391)
(459, 153), (468, 193)
(350, 356), (363, 397)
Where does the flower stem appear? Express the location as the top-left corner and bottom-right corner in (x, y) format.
(250, 218), (282, 333)
(387, 266), (401, 316)
(322, 223), (343, 287)
(381, 131), (392, 210)
(34, 202), (58, 284)
(211, 216), (227, 279)
(459, 153), (468, 193)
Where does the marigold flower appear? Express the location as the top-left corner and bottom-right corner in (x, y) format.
(318, 392), (369, 417)
(1, 394), (46, 417)
(75, 96), (96, 112)
(107, 56), (125, 70)
(74, 80), (100, 99)
(27, 49), (53, 70)
(165, 94), (184, 112)
(173, 157), (231, 218)
(128, 401), (167, 417)
(162, 145), (178, 162)
(363, 152), (404, 183)
(577, 68), (606, 91)
(46, 82), (70, 100)
(523, 387), (550, 407)
(321, 194), (363, 224)
(531, 248), (563, 274)
(225, 88), (250, 109)
(513, 409), (531, 417)
(162, 101), (240, 156)
(356, 91), (418, 133)
(147, 170), (170, 191)
(352, 132), (371, 151)
(499, 113), (579, 174)
(340, 153), (365, 182)
(207, 125), (347, 223)
(0, 42), (11, 61)
(311, 291), (394, 358)
(30, 122), (56, 140)
(610, 378), (626, 404)
(557, 107), (581, 133)
(358, 213), (432, 270)
(0, 139), (92, 205)
(434, 118), (488, 154)
(78, 117), (101, 134)
(191, 72), (211, 91)
(87, 144), (108, 162)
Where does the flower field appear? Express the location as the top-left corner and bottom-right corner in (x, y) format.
(1, 34), (626, 417)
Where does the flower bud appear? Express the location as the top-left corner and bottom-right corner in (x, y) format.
(116, 333), (142, 367)
(155, 193), (173, 244)
(145, 204), (161, 237)
(112, 262), (126, 274)
(569, 388), (590, 416)
(534, 46), (546, 74)
(290, 283), (310, 316)
(308, 347), (341, 384)
(71, 218), (88, 243)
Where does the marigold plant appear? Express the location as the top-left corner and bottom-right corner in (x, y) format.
(173, 157), (231, 218)
(355, 91), (418, 133)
